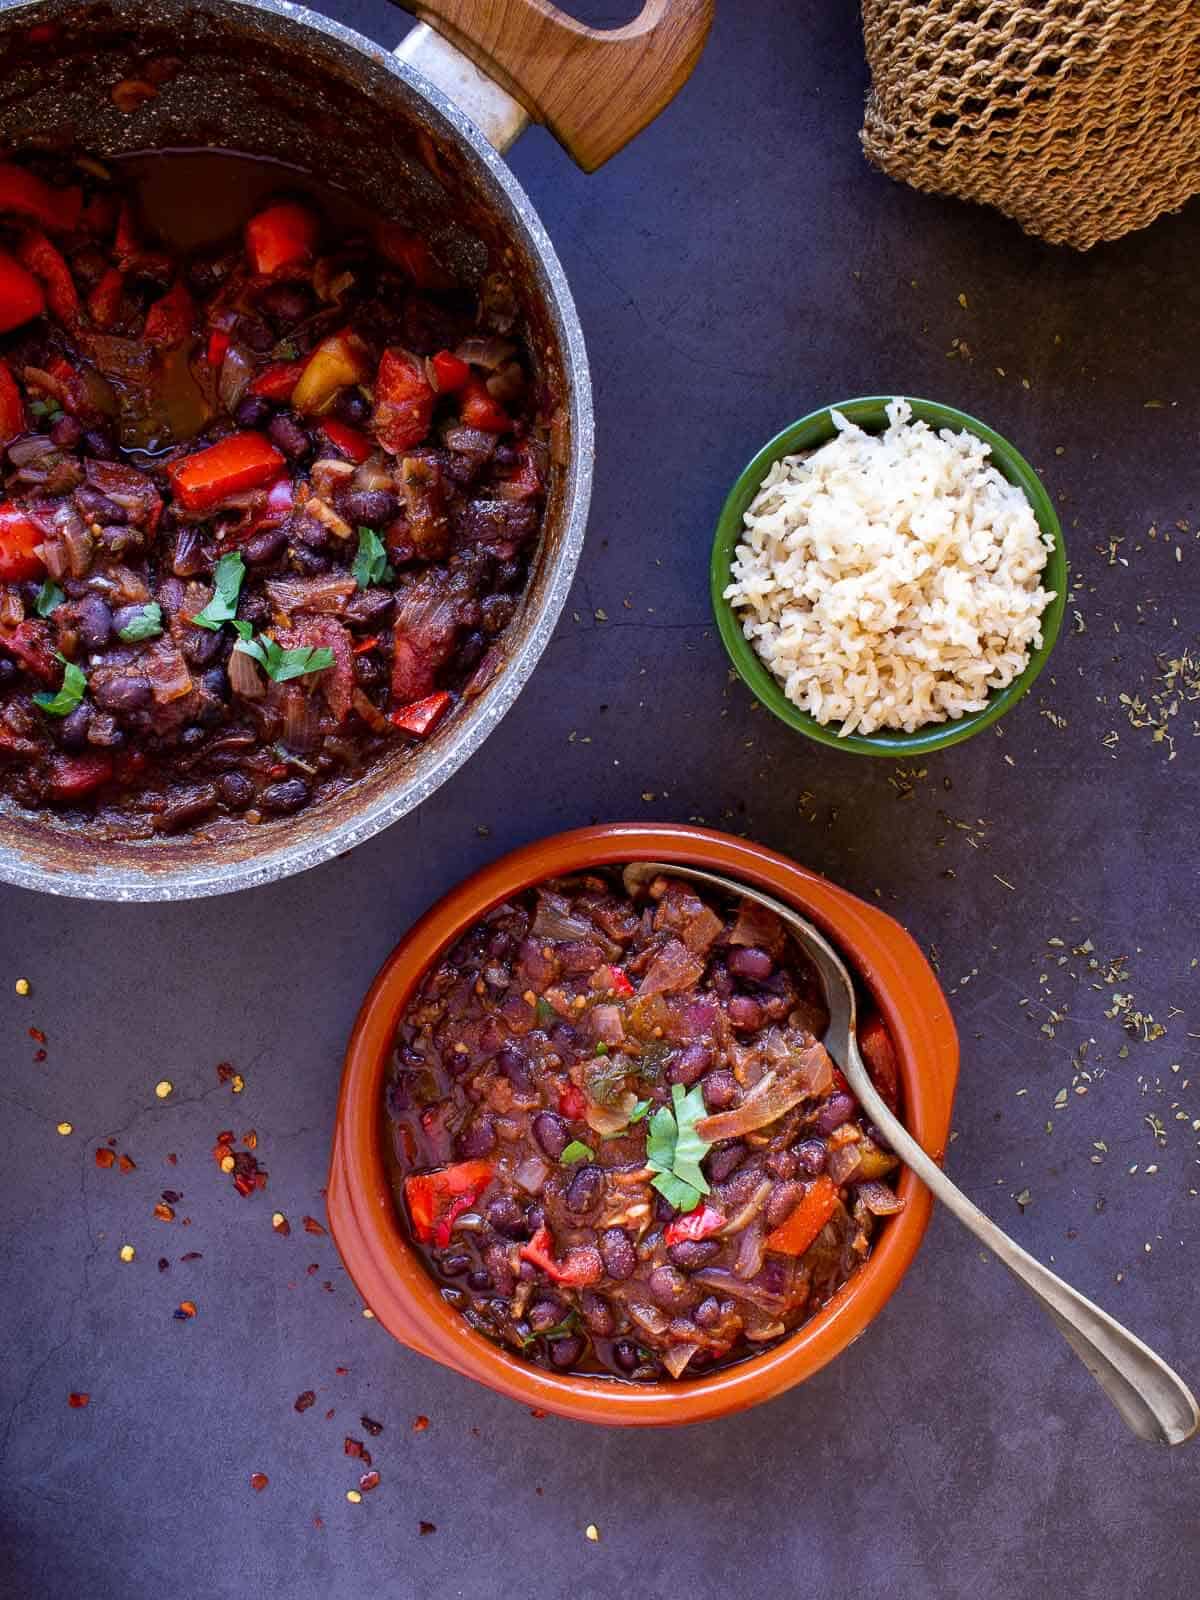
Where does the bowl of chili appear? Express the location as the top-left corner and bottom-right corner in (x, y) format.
(328, 823), (959, 1425)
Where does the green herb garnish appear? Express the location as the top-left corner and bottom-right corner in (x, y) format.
(274, 339), (300, 361)
(33, 652), (86, 716)
(534, 996), (556, 1028)
(191, 552), (245, 631)
(34, 581), (64, 617)
(116, 601), (163, 642)
(352, 526), (394, 589)
(559, 1140), (595, 1165)
(628, 1099), (652, 1123)
(594, 1041), (609, 1057)
(234, 634), (334, 683)
(645, 1081), (711, 1213)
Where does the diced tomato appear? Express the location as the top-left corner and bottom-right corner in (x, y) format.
(86, 266), (124, 330)
(430, 348), (470, 393)
(608, 966), (634, 997)
(519, 1225), (603, 1287)
(245, 201), (318, 276)
(764, 1174), (839, 1257)
(291, 329), (370, 415)
(206, 328), (231, 368)
(166, 432), (286, 515)
(3, 619), (58, 681)
(142, 278), (195, 347)
(459, 377), (510, 434)
(249, 359), (305, 401)
(277, 618), (354, 722)
(376, 224), (450, 290)
(388, 689), (451, 738)
(403, 1159), (494, 1245)
(319, 418), (372, 464)
(0, 502), (44, 579)
(0, 360), (25, 445)
(495, 442), (543, 502)
(663, 1203), (725, 1246)
(557, 1084), (587, 1120)
(373, 347), (434, 454)
(0, 164), (81, 231)
(15, 229), (78, 326)
(48, 753), (113, 802)
(0, 247), (45, 332)
(859, 1014), (901, 1114)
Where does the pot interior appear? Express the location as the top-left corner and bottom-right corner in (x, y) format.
(0, 0), (585, 898)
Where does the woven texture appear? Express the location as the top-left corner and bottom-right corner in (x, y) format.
(860, 0), (1200, 250)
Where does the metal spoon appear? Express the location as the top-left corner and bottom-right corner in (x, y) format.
(625, 861), (1199, 1446)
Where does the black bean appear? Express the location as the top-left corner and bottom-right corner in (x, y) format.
(289, 544), (330, 577)
(531, 1111), (569, 1160)
(333, 388), (370, 426)
(243, 526), (288, 565)
(579, 1290), (615, 1337)
(50, 413), (82, 449)
(257, 281), (314, 326)
(482, 1241), (515, 1295)
(202, 666), (230, 703)
(612, 1339), (639, 1372)
(524, 1203), (546, 1233)
(814, 1094), (856, 1136)
(455, 1117), (496, 1158)
(485, 1194), (526, 1238)
(599, 1227), (635, 1281)
(793, 1139), (828, 1176)
(668, 1238), (721, 1270)
(76, 595), (112, 650)
(81, 428), (117, 461)
(267, 413), (310, 459)
(648, 1264), (691, 1308)
(341, 488), (398, 527)
(496, 1045), (532, 1094)
(93, 675), (151, 713)
(260, 777), (310, 814)
(171, 526), (207, 578)
(156, 577), (185, 617)
(765, 1149), (799, 1180)
(178, 725), (206, 750)
(705, 1141), (746, 1183)
(668, 1041), (712, 1087)
(156, 785), (218, 832)
(527, 1297), (566, 1333)
(727, 995), (764, 1031)
(441, 1253), (471, 1277)
(766, 1180), (806, 1230)
(0, 658), (16, 688)
(467, 1269), (492, 1292)
(344, 588), (395, 630)
(565, 1163), (604, 1215)
(548, 1335), (584, 1369)
(234, 395), (271, 430)
(58, 703), (92, 751)
(353, 655), (382, 689)
(75, 484), (126, 524)
(728, 946), (774, 981)
(701, 1070), (739, 1111)
(237, 313), (275, 351)
(694, 1296), (722, 1329)
(182, 626), (223, 666)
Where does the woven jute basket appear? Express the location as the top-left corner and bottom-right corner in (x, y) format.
(860, 0), (1200, 250)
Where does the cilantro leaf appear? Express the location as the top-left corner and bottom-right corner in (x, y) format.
(230, 618), (254, 641)
(352, 526), (394, 589)
(559, 1140), (595, 1165)
(191, 552), (245, 630)
(33, 652), (86, 716)
(34, 581), (64, 617)
(116, 601), (163, 642)
(650, 1170), (704, 1213)
(234, 634), (334, 683)
(645, 1081), (711, 1214)
(534, 996), (556, 1028)
(628, 1099), (652, 1123)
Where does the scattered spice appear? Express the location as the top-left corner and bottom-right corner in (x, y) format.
(361, 1308), (375, 1319)
(231, 1074), (245, 1094)
(294, 1391), (317, 1413)
(585, 1524), (600, 1543)
(68, 1392), (89, 1408)
(15, 977), (30, 995)
(419, 1521), (436, 1536)
(346, 1491), (362, 1504)
(412, 1415), (429, 1432)
(250, 1473), (269, 1492)
(216, 1062), (236, 1084)
(154, 1080), (173, 1099)
(29, 1026), (45, 1044)
(119, 1244), (135, 1263)
(118, 1153), (136, 1173)
(175, 1300), (197, 1319)
(180, 1251), (202, 1262)
(302, 1215), (326, 1236)
(360, 1414), (384, 1437)
(154, 1202), (175, 1222)
(56, 1121), (73, 1136)
(344, 1437), (366, 1459)
(359, 1470), (381, 1492)
(272, 1212), (290, 1235)
(158, 1258), (169, 1272)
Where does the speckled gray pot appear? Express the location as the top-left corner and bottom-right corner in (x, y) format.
(0, 0), (593, 899)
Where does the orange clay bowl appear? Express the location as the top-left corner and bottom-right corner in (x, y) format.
(328, 824), (959, 1426)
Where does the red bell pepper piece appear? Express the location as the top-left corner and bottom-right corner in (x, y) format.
(376, 224), (451, 290)
(430, 348), (470, 393)
(859, 1014), (901, 1114)
(607, 966), (634, 997)
(245, 201), (318, 277)
(0, 164), (81, 232)
(15, 229), (78, 327)
(558, 1084), (586, 1120)
(206, 328), (231, 368)
(663, 1203), (725, 1247)
(0, 361), (25, 446)
(48, 752), (113, 803)
(0, 502), (44, 580)
(0, 247), (46, 332)
(113, 201), (139, 269)
(319, 418), (373, 464)
(373, 347), (434, 453)
(519, 1226), (603, 1287)
(249, 359), (305, 401)
(388, 689), (451, 737)
(166, 432), (286, 515)
(764, 1174), (838, 1257)
(143, 278), (195, 347)
(352, 634), (381, 655)
(459, 377), (510, 434)
(86, 266), (124, 330)
(403, 1159), (494, 1245)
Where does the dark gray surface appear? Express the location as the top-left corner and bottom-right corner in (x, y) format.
(3, 4), (1199, 1597)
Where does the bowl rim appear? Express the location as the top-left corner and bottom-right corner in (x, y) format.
(709, 395), (1068, 757)
(327, 823), (959, 1426)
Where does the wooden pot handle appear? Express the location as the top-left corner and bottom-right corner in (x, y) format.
(410, 0), (714, 171)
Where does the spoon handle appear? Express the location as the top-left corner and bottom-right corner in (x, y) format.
(847, 1040), (1199, 1445)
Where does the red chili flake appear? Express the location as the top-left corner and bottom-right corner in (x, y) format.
(419, 1521), (436, 1536)
(175, 1301), (197, 1319)
(243, 1130), (257, 1149)
(359, 1470), (380, 1493)
(28, 1027), (45, 1044)
(180, 1251), (202, 1262)
(535, 1486), (544, 1496)
(106, 1137), (117, 1147)
(33, 1048), (47, 1063)
(306, 1263), (319, 1276)
(344, 1437), (364, 1458)
(412, 1416), (429, 1432)
(153, 1202), (175, 1222)
(272, 1214), (291, 1236)
(166, 1153), (178, 1166)
(302, 1215), (326, 1236)
(161, 1189), (181, 1204)
(529, 1408), (547, 1419)
(313, 1516), (324, 1530)
(294, 1391), (316, 1413)
(268, 763), (288, 781)
(118, 1154), (136, 1173)
(253, 1171), (268, 1191)
(360, 1414), (383, 1437)
(158, 1258), (170, 1272)
(233, 1173), (255, 1198)
(250, 1473), (269, 1492)
(324, 1408), (335, 1420)
(67, 1392), (89, 1408)
(321, 1282), (334, 1293)
(94, 1149), (116, 1170)
(335, 1366), (349, 1376)
(216, 1063), (235, 1084)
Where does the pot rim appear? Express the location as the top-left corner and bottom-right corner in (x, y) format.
(0, 0), (594, 900)
(328, 823), (959, 1425)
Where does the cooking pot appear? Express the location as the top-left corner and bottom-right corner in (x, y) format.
(0, 0), (713, 899)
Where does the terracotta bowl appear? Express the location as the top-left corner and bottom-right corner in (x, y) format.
(328, 824), (959, 1425)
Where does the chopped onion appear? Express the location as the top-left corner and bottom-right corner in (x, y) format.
(218, 344), (253, 414)
(696, 1044), (834, 1143)
(36, 536), (68, 582)
(590, 1004), (625, 1046)
(6, 434), (55, 467)
(0, 587), (23, 628)
(144, 640), (193, 705)
(58, 513), (94, 579)
(279, 684), (319, 751)
(733, 1216), (766, 1281)
(454, 336), (516, 372)
(351, 687), (390, 734)
(350, 453), (394, 494)
(228, 646), (265, 700)
(303, 493), (353, 541)
(585, 1090), (637, 1137)
(531, 889), (615, 950)
(717, 1178), (773, 1239)
(265, 575), (355, 616)
(856, 1179), (904, 1217)
(691, 1267), (789, 1314)
(625, 1300), (669, 1338)
(662, 1342), (701, 1380)
(827, 1143), (862, 1186)
(637, 938), (705, 998)
(309, 457), (355, 502)
(513, 1154), (549, 1194)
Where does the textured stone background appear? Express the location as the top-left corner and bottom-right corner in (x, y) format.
(3, 4), (1198, 1596)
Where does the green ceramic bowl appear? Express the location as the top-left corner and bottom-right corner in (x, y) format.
(710, 396), (1067, 757)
